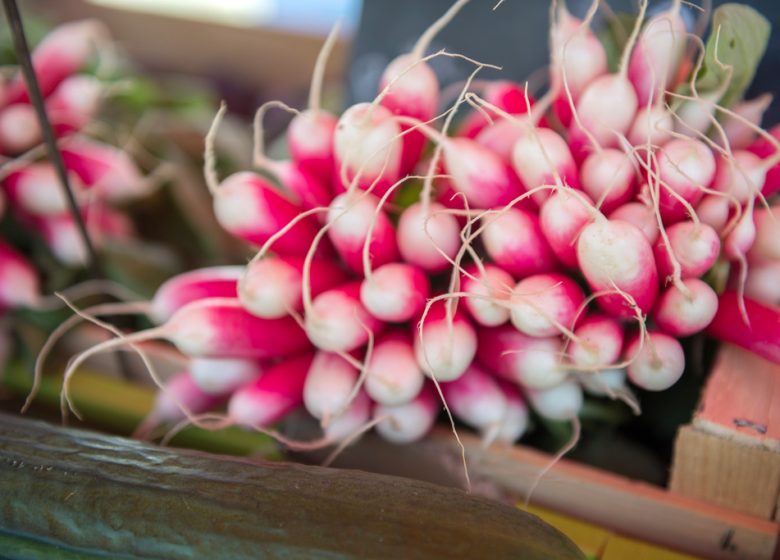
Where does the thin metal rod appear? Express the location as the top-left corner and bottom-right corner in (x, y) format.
(2, 0), (102, 278)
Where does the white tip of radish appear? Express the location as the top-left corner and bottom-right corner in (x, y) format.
(16, 163), (81, 216)
(568, 314), (624, 369)
(303, 352), (358, 421)
(306, 284), (378, 353)
(240, 258), (301, 319)
(379, 54), (439, 122)
(493, 383), (529, 444)
(213, 172), (269, 233)
(745, 261), (780, 306)
(509, 274), (584, 338)
(626, 332), (685, 391)
(654, 278), (718, 337)
(713, 151), (766, 204)
(324, 390), (372, 443)
(0, 104), (40, 152)
(571, 74), (638, 149)
(462, 265), (514, 327)
(415, 310), (477, 382)
(579, 368), (627, 397)
(360, 263), (428, 323)
(528, 380), (583, 421)
(366, 333), (424, 406)
(374, 386), (438, 444)
(397, 202), (460, 272)
(441, 364), (507, 432)
(608, 202), (659, 245)
(190, 357), (262, 396)
(579, 148), (635, 213)
(627, 105), (673, 147)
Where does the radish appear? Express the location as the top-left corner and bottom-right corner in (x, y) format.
(360, 262), (429, 323)
(150, 266), (243, 324)
(653, 221), (721, 281)
(608, 201), (660, 245)
(748, 206), (780, 263)
(577, 218), (659, 318)
(326, 190), (399, 274)
(474, 118), (526, 163)
(46, 74), (103, 136)
(748, 123), (780, 197)
(305, 282), (383, 353)
(625, 332), (685, 391)
(461, 264), (514, 327)
(627, 105), (674, 147)
(527, 380), (583, 421)
(5, 19), (108, 104)
(333, 102), (403, 197)
(460, 80), (534, 139)
(493, 380), (529, 444)
(323, 389), (373, 443)
(654, 278), (718, 337)
(510, 273), (585, 338)
(374, 384), (438, 444)
(134, 371), (222, 439)
(476, 324), (566, 389)
(481, 207), (558, 277)
(0, 104), (40, 153)
(228, 353), (314, 428)
(721, 94), (772, 150)
(397, 201), (460, 273)
(189, 357), (263, 396)
(238, 256), (347, 319)
(567, 314), (624, 369)
(744, 261), (780, 306)
(303, 351), (359, 423)
(712, 150), (767, 204)
(538, 189), (595, 268)
(707, 291), (780, 365)
(365, 330), (425, 406)
(415, 300), (477, 382)
(655, 138), (717, 223)
(627, 0), (686, 108)
(696, 194), (731, 232)
(60, 137), (145, 202)
(578, 368), (628, 397)
(511, 127), (579, 202)
(3, 162), (85, 216)
(579, 148), (636, 213)
(441, 364), (507, 437)
(0, 240), (40, 309)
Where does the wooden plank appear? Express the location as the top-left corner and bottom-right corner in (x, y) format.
(601, 535), (702, 560)
(670, 425), (780, 519)
(693, 345), (780, 450)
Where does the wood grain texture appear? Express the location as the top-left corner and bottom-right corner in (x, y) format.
(0, 413), (584, 560)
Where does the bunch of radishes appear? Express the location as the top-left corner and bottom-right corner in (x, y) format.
(60, 0), (780, 452)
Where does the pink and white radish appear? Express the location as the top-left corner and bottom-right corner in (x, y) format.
(579, 148), (637, 213)
(60, 137), (146, 202)
(527, 380), (583, 421)
(653, 220), (721, 281)
(712, 150), (767, 205)
(509, 273), (585, 338)
(608, 201), (660, 245)
(720, 94), (772, 150)
(493, 380), (530, 444)
(461, 264), (514, 327)
(303, 351), (359, 423)
(374, 384), (439, 444)
(323, 389), (373, 443)
(748, 206), (780, 263)
(397, 201), (460, 273)
(511, 127), (579, 200)
(305, 282), (383, 353)
(578, 368), (628, 397)
(476, 324), (566, 389)
(189, 357), (263, 396)
(538, 189), (595, 268)
(654, 278), (718, 337)
(0, 104), (41, 154)
(625, 331), (685, 391)
(150, 266), (244, 324)
(46, 75), (104, 136)
(655, 138), (717, 222)
(567, 314), (624, 369)
(460, 80), (534, 139)
(441, 364), (507, 438)
(744, 261), (780, 306)
(360, 262), (429, 323)
(627, 105), (674, 147)
(0, 240), (41, 309)
(482, 207), (558, 277)
(238, 256), (347, 319)
(365, 330), (425, 406)
(415, 301), (477, 382)
(3, 162), (85, 216)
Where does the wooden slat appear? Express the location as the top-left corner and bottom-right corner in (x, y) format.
(670, 425), (780, 519)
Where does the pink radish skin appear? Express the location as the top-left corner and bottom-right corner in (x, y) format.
(748, 206), (780, 263)
(721, 95), (772, 150)
(654, 278), (718, 337)
(511, 127), (579, 204)
(460, 82), (534, 139)
(415, 302), (477, 382)
(228, 353), (314, 428)
(366, 331), (425, 406)
(539, 189), (595, 268)
(303, 352), (359, 422)
(724, 211), (756, 261)
(0, 240), (40, 308)
(270, 159), (333, 212)
(476, 324), (566, 389)
(713, 151), (767, 205)
(0, 104), (40, 153)
(579, 149), (636, 213)
(568, 314), (624, 368)
(744, 261), (780, 306)
(215, 172), (321, 256)
(510, 273), (585, 338)
(306, 282), (384, 353)
(3, 163), (85, 216)
(748, 124), (780, 197)
(441, 364), (507, 433)
(324, 390), (372, 442)
(46, 75), (103, 136)
(568, 74), (638, 156)
(482, 207), (558, 278)
(707, 291), (780, 365)
(656, 139), (716, 223)
(150, 266), (244, 324)
(360, 263), (429, 323)
(190, 357), (263, 396)
(608, 201), (659, 245)
(374, 384), (438, 444)
(577, 219), (659, 318)
(528, 380), (583, 421)
(625, 332), (685, 391)
(494, 380), (529, 443)
(287, 109), (338, 181)
(474, 119), (525, 162)
(60, 138), (145, 202)
(653, 221), (721, 281)
(239, 256), (347, 319)
(147, 371), (222, 426)
(627, 105), (673, 147)
(461, 264), (514, 327)
(696, 195), (731, 232)
(397, 201), (460, 273)
(333, 103), (402, 197)
(327, 191), (399, 274)
(627, 5), (686, 108)
(5, 20), (106, 104)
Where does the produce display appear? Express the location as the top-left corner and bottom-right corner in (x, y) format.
(50, 0), (780, 458)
